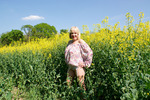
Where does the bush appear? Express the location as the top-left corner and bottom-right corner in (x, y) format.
(1, 30), (24, 45)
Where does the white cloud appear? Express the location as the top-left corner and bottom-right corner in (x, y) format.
(22, 15), (45, 20)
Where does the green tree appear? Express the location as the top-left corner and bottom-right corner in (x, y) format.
(60, 29), (68, 34)
(34, 23), (57, 38)
(1, 33), (11, 45)
(21, 25), (34, 41)
(1, 30), (24, 45)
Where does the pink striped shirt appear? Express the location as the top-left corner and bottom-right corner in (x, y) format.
(65, 41), (93, 68)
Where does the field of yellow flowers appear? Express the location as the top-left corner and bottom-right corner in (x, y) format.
(0, 13), (150, 100)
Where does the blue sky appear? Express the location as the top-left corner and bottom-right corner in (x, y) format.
(0, 0), (150, 35)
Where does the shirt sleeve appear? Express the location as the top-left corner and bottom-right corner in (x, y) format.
(65, 49), (69, 64)
(80, 42), (93, 68)
(65, 40), (72, 64)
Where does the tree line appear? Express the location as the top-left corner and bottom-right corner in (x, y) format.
(0, 23), (68, 46)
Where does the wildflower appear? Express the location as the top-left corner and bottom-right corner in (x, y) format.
(48, 53), (52, 58)
(147, 93), (149, 96)
(128, 56), (132, 61)
(91, 63), (94, 66)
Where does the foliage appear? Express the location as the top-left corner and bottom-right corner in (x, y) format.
(0, 30), (24, 45)
(0, 23), (58, 45)
(34, 23), (57, 38)
(21, 25), (34, 42)
(0, 12), (150, 100)
(60, 29), (68, 34)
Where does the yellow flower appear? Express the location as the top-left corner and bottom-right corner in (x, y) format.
(91, 63), (94, 66)
(48, 53), (52, 58)
(147, 93), (149, 96)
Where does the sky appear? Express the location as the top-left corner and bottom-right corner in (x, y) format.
(0, 0), (150, 35)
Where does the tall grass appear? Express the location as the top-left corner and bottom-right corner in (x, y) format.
(0, 12), (150, 100)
